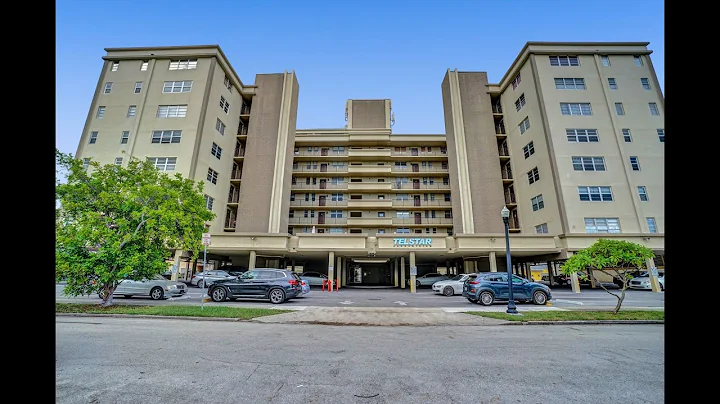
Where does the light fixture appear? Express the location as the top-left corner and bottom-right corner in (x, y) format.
(352, 258), (390, 263)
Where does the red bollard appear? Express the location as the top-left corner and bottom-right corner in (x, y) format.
(321, 279), (327, 291)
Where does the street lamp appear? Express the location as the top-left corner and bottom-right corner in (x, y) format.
(501, 206), (518, 314)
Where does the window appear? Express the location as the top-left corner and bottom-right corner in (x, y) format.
(549, 55), (579, 66)
(511, 72), (521, 89)
(329, 228), (343, 233)
(211, 142), (222, 159)
(103, 82), (112, 94)
(535, 223), (549, 234)
(127, 105), (137, 117)
(527, 167), (540, 184)
(114, 157), (123, 166)
(585, 218), (620, 233)
(331, 193), (343, 201)
(134, 82), (143, 94)
(332, 146), (345, 154)
(162, 81), (193, 93)
(396, 211), (410, 218)
(523, 141), (535, 158)
(121, 131), (130, 144)
(216, 118), (226, 135)
(396, 194), (408, 200)
(157, 105), (187, 118)
(641, 78), (651, 90)
(169, 59), (198, 70)
(515, 93), (526, 111)
(96, 106), (106, 118)
(82, 158), (90, 170)
(396, 228), (410, 234)
(330, 177), (344, 184)
(141, 61), (148, 71)
(111, 61), (119, 71)
(207, 168), (218, 184)
(331, 161), (345, 168)
(622, 129), (632, 142)
(147, 157), (177, 171)
(395, 162), (407, 170)
(204, 195), (214, 211)
(444, 193), (451, 202)
(649, 103), (660, 116)
(223, 75), (232, 91)
(572, 156), (606, 171)
(607, 78), (617, 90)
(638, 186), (648, 201)
(560, 103), (592, 116)
(378, 212), (385, 217)
(629, 156), (641, 171)
(615, 103), (625, 116)
(633, 55), (643, 67)
(657, 129), (665, 143)
(89, 131), (98, 144)
(554, 78), (586, 90)
(519, 117), (530, 134)
(566, 128), (599, 142)
(531, 195), (544, 211)
(578, 186), (613, 202)
(601, 55), (610, 66)
(219, 96), (230, 113)
(330, 210), (343, 218)
(646, 217), (658, 233)
(151, 130), (182, 144)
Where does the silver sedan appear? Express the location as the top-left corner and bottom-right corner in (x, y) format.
(112, 275), (187, 300)
(432, 274), (473, 296)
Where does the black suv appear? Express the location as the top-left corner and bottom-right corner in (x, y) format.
(207, 268), (302, 304)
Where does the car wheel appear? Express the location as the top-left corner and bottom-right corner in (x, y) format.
(197, 280), (204, 288)
(210, 287), (227, 302)
(443, 286), (454, 296)
(123, 295), (133, 298)
(660, 283), (664, 291)
(269, 288), (286, 304)
(532, 290), (548, 305)
(467, 298), (477, 303)
(479, 291), (495, 306)
(150, 287), (164, 300)
(415, 280), (421, 288)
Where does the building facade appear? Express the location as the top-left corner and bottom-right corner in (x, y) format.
(74, 42), (664, 288)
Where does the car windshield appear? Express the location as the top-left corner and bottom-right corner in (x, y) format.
(152, 275), (166, 281)
(241, 271), (258, 279)
(450, 275), (464, 281)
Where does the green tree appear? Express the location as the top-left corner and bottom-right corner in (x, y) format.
(561, 238), (656, 314)
(55, 150), (215, 306)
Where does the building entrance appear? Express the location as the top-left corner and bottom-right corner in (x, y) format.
(348, 262), (392, 286)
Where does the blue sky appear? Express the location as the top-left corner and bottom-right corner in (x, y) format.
(56, 0), (664, 155)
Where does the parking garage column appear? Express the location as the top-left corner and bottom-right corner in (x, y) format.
(393, 258), (398, 287)
(400, 256), (406, 289)
(249, 251), (257, 270)
(336, 256), (342, 290)
(328, 251), (335, 289)
(409, 252), (417, 293)
(565, 252), (581, 293)
(489, 252), (498, 272)
(645, 257), (661, 292)
(341, 258), (347, 286)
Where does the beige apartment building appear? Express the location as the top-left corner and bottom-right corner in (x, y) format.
(74, 42), (664, 289)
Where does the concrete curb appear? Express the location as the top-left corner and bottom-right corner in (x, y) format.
(501, 320), (664, 325)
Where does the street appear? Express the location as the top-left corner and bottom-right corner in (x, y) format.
(56, 283), (664, 310)
(56, 316), (664, 404)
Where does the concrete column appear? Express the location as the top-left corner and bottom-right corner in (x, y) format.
(489, 251), (497, 272)
(328, 251), (335, 289)
(249, 250), (257, 270)
(291, 260), (295, 272)
(547, 261), (554, 287)
(342, 258), (347, 286)
(645, 257), (661, 292)
(400, 256), (406, 289)
(564, 252), (581, 293)
(393, 259), (398, 287)
(336, 256), (342, 290)
(409, 252), (417, 294)
(170, 249), (183, 281)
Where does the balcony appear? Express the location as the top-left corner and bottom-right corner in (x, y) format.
(347, 182), (393, 192)
(228, 191), (240, 205)
(240, 103), (251, 116)
(348, 148), (392, 158)
(290, 200), (347, 208)
(498, 143), (510, 158)
(495, 122), (506, 136)
(293, 150), (348, 158)
(492, 104), (503, 114)
(392, 199), (452, 208)
(234, 148), (245, 158)
(347, 165), (393, 174)
(347, 199), (394, 209)
(291, 183), (347, 190)
(391, 183), (451, 190)
(505, 192), (517, 206)
(292, 165), (348, 173)
(391, 218), (454, 226)
(508, 213), (521, 233)
(288, 217), (348, 225)
(224, 215), (236, 231)
(347, 217), (393, 226)
(390, 166), (449, 174)
(391, 150), (448, 158)
(231, 169), (242, 181)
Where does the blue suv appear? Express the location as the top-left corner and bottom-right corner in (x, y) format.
(462, 272), (552, 306)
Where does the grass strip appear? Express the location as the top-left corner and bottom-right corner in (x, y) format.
(465, 310), (664, 322)
(56, 303), (290, 319)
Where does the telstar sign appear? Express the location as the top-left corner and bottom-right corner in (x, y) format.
(393, 238), (433, 247)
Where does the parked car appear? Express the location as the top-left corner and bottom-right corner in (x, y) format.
(207, 268), (302, 304)
(100, 274), (187, 300)
(300, 271), (328, 286)
(408, 272), (450, 288)
(629, 271), (665, 291)
(613, 269), (646, 288)
(547, 271), (592, 287)
(190, 270), (237, 288)
(216, 265), (246, 278)
(432, 273), (474, 296)
(462, 272), (552, 306)
(298, 280), (310, 297)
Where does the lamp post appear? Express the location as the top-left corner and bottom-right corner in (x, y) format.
(501, 206), (518, 314)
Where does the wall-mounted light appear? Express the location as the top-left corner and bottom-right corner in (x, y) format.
(490, 238), (496, 242)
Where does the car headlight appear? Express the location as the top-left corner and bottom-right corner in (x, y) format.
(168, 285), (177, 289)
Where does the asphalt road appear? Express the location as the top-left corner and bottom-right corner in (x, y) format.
(56, 316), (664, 404)
(56, 283), (664, 310)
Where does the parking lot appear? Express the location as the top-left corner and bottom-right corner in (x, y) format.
(56, 282), (664, 310)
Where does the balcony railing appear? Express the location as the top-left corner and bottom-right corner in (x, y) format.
(505, 193), (517, 204)
(291, 183), (347, 190)
(495, 124), (506, 135)
(292, 166), (348, 173)
(509, 214), (520, 229)
(240, 104), (251, 115)
(228, 193), (240, 203)
(391, 150), (448, 157)
(498, 144), (509, 157)
(234, 149), (245, 157)
(231, 170), (242, 180)
(288, 217), (348, 225)
(502, 171), (513, 180)
(392, 183), (451, 190)
(390, 167), (449, 173)
(392, 200), (452, 207)
(290, 200), (347, 207)
(392, 218), (453, 225)
(224, 216), (236, 229)
(294, 150), (348, 157)
(492, 104), (503, 114)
